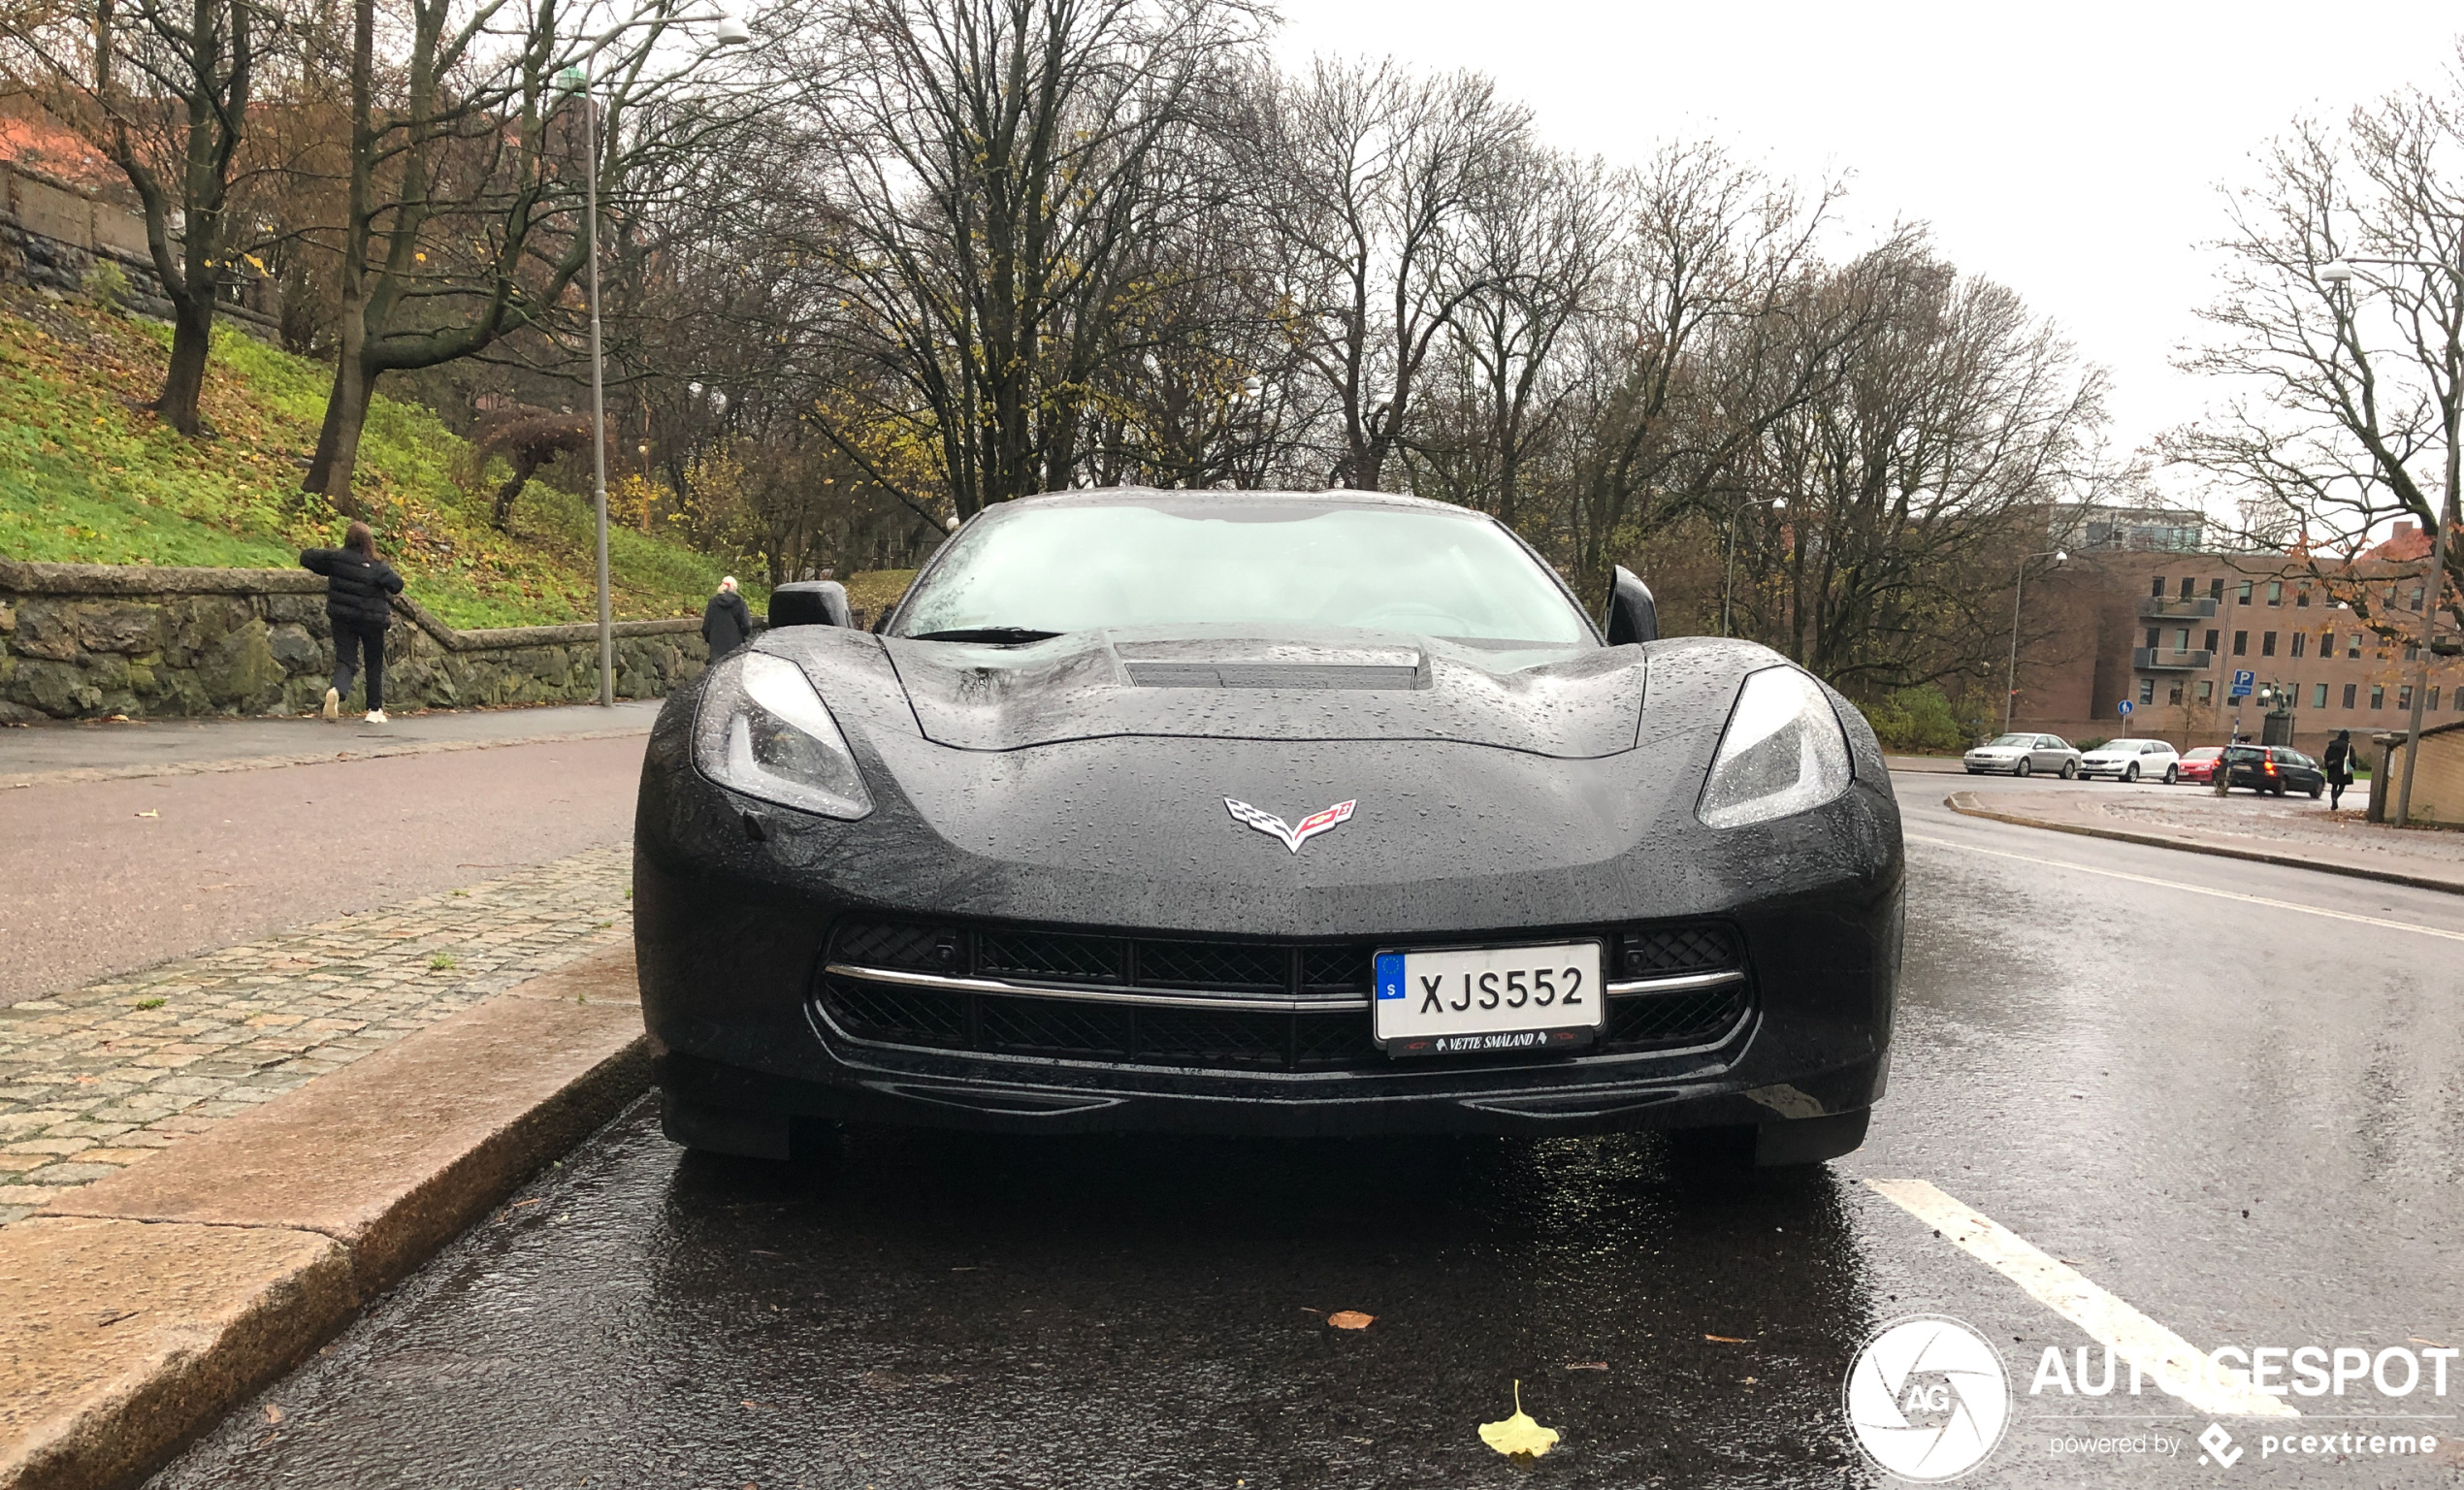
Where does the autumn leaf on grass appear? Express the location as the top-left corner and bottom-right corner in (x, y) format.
(1477, 1380), (1559, 1459)
(1326, 1311), (1375, 1330)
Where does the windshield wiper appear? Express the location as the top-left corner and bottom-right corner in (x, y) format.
(909, 627), (1064, 644)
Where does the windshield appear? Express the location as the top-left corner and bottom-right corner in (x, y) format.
(1984, 734), (2033, 747)
(893, 500), (1594, 646)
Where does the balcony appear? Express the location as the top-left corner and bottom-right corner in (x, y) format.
(2138, 596), (2220, 619)
(2132, 647), (2212, 670)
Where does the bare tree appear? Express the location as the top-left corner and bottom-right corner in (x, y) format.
(1252, 57), (1526, 492)
(4, 0), (264, 434)
(2166, 67), (2464, 642)
(783, 0), (1264, 517)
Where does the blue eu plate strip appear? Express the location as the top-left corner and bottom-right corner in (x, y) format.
(1374, 952), (1406, 1001)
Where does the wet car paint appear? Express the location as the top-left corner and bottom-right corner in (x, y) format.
(150, 778), (2464, 1488)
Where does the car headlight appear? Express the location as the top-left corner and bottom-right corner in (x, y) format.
(1697, 665), (1853, 829)
(693, 651), (873, 819)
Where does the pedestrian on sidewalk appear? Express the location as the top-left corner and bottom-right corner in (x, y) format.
(703, 575), (754, 660)
(302, 521), (404, 725)
(2323, 729), (2355, 811)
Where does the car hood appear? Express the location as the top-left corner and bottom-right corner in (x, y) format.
(875, 626), (1645, 759)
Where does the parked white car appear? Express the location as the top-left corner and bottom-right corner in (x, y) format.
(1962, 733), (2082, 778)
(2078, 737), (2181, 784)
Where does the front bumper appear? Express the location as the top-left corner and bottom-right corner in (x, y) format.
(634, 692), (1903, 1142)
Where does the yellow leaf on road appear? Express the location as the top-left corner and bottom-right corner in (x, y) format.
(1477, 1380), (1559, 1458)
(1327, 1311), (1374, 1330)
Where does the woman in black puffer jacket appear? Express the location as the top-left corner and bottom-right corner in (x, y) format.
(301, 522), (405, 723)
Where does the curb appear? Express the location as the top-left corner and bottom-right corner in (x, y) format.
(0, 941), (649, 1490)
(0, 723), (655, 791)
(1942, 792), (2464, 897)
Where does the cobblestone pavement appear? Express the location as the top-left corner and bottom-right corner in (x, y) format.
(2085, 785), (2464, 863)
(0, 846), (632, 1224)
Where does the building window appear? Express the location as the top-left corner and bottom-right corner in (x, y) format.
(2400, 684), (2415, 710)
(2314, 683), (2328, 709)
(2412, 586), (2426, 611)
(2205, 629), (2221, 652)
(2234, 631), (2249, 655)
(2174, 628), (2190, 650)
(2200, 680), (2216, 703)
(2345, 683), (2358, 709)
(2139, 677), (2156, 705)
(2434, 688), (2444, 711)
(2262, 632), (2278, 657)
(2350, 635), (2362, 659)
(2267, 581), (2283, 605)
(2170, 682), (2186, 705)
(2181, 576), (2196, 599)
(2296, 589), (2312, 607)
(2373, 685), (2386, 709)
(2292, 632), (2307, 658)
(2211, 578), (2226, 600)
(2145, 627), (2160, 649)
(2319, 630), (2334, 656)
(2238, 580), (2253, 603)
(2406, 644), (2420, 662)
(2152, 576), (2167, 598)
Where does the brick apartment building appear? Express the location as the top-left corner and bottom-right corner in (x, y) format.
(2008, 518), (2464, 759)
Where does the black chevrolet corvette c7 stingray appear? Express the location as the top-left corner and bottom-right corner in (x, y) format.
(633, 488), (1902, 1167)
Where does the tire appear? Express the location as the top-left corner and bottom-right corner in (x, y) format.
(2059, 760), (2078, 780)
(2164, 764), (2178, 785)
(2309, 781), (2324, 799)
(2124, 763), (2139, 784)
(2015, 758), (2031, 778)
(660, 1090), (793, 1160)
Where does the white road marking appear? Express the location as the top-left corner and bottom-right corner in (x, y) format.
(1906, 834), (2464, 942)
(1866, 1179), (2300, 1419)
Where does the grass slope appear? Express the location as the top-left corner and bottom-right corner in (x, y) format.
(0, 290), (744, 629)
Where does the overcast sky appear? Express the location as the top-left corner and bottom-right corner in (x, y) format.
(1272, 1), (2464, 513)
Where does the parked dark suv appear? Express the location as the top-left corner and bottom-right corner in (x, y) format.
(2218, 744), (2324, 798)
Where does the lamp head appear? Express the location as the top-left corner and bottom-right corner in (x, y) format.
(713, 13), (752, 45)
(2320, 259), (2357, 287)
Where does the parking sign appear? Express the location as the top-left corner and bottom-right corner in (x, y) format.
(2230, 670), (2254, 697)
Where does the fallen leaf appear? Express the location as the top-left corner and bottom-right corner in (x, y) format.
(263, 1404), (284, 1425)
(1478, 1381), (1559, 1458)
(134, 809), (158, 818)
(1704, 1334), (1748, 1344)
(1327, 1311), (1375, 1330)
(1565, 1361), (1608, 1371)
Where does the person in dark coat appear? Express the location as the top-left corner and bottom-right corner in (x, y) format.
(2323, 729), (2355, 811)
(301, 521), (405, 724)
(703, 575), (754, 660)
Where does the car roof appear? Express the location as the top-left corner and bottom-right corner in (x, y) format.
(991, 486), (1476, 517)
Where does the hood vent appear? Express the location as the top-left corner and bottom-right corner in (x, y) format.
(1124, 662), (1421, 691)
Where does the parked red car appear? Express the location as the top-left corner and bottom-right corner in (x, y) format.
(2176, 746), (2224, 785)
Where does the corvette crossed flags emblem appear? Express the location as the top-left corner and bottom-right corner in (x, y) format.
(1223, 797), (1356, 854)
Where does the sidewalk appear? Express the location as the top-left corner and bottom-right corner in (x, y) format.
(0, 847), (632, 1225)
(0, 699), (664, 789)
(1945, 786), (2464, 894)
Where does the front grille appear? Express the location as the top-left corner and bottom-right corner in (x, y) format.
(819, 917), (1749, 1072)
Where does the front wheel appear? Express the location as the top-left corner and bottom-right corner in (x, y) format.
(2164, 764), (2179, 784)
(2310, 781), (2324, 799)
(2124, 763), (2140, 784)
(2015, 758), (2032, 778)
(2059, 760), (2079, 780)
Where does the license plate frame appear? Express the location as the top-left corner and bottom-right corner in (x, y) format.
(1370, 939), (1606, 1058)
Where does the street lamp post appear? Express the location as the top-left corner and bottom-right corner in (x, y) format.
(2004, 548), (2067, 733)
(2320, 256), (2457, 826)
(1719, 496), (1783, 637)
(567, 8), (749, 708)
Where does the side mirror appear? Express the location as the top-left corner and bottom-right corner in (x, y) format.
(1604, 567), (1658, 645)
(768, 580), (850, 629)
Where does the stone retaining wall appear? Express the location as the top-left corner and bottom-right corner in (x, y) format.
(2, 160), (279, 337)
(0, 561), (706, 720)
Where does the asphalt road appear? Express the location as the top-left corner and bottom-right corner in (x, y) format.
(149, 772), (2464, 1488)
(0, 729), (648, 1004)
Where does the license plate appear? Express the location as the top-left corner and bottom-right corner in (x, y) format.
(1372, 941), (1605, 1057)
